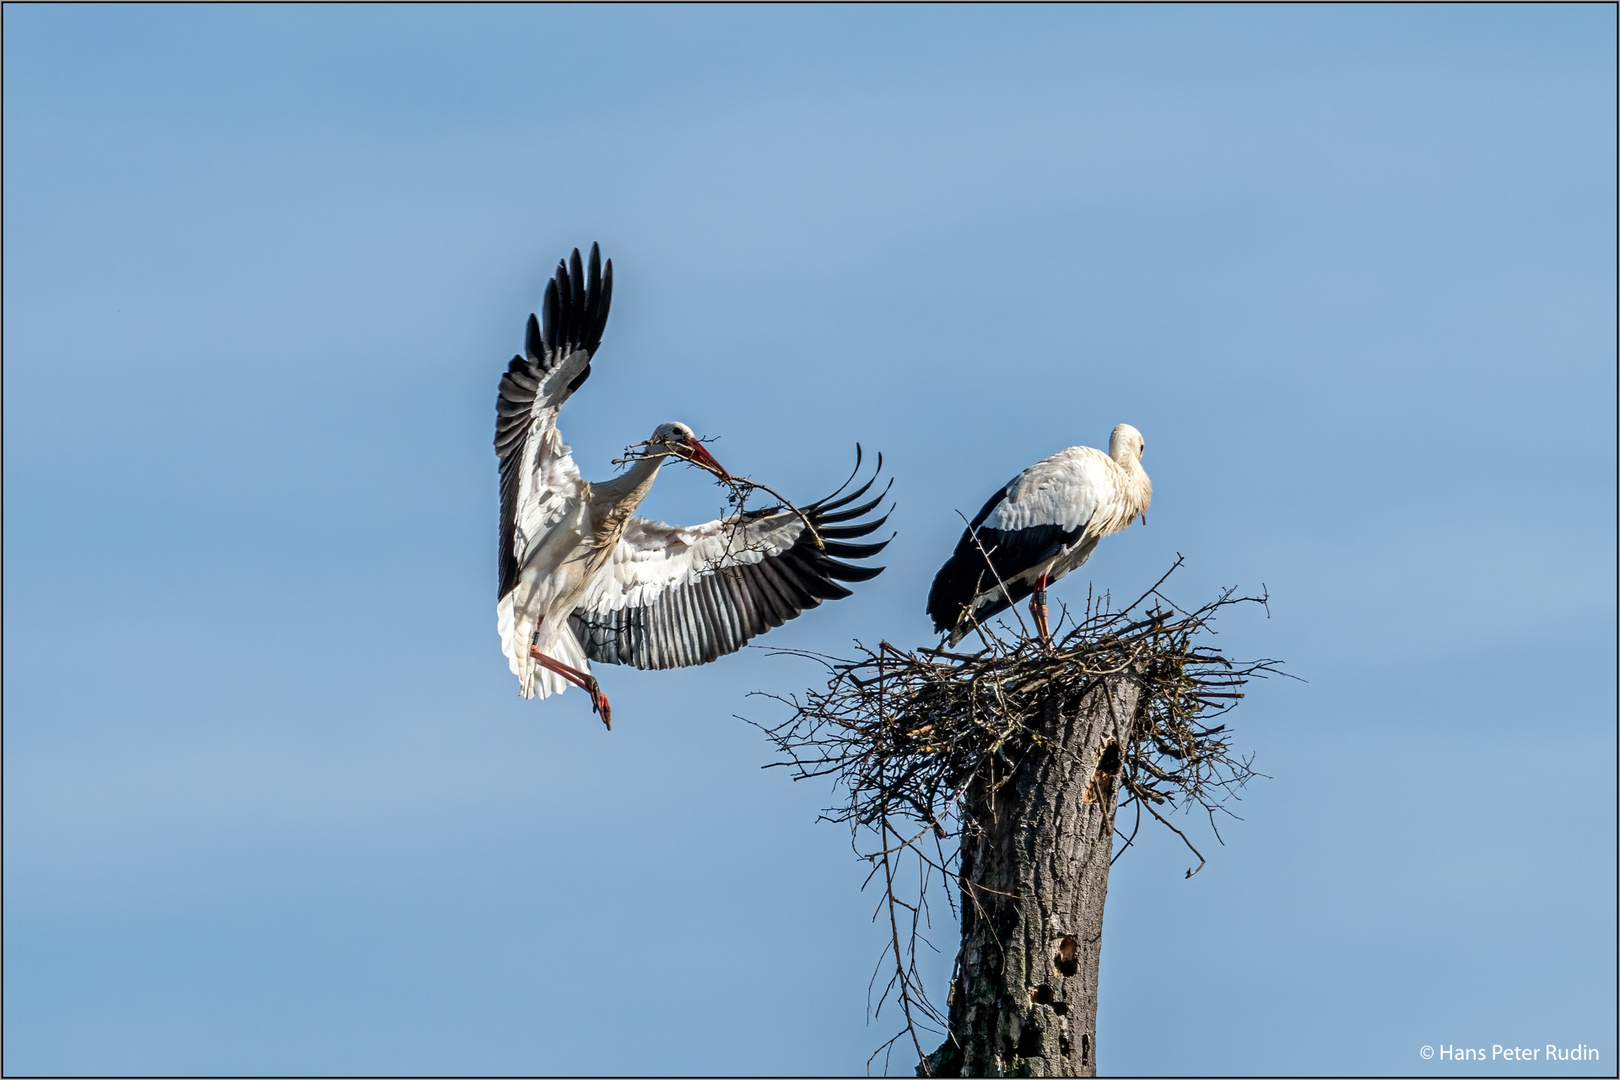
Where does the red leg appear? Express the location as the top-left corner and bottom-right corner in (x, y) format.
(529, 644), (613, 730)
(1028, 573), (1053, 651)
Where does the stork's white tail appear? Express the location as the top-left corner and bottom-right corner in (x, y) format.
(498, 592), (589, 699)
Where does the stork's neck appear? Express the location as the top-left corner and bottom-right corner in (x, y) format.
(1119, 454), (1152, 517)
(592, 454), (664, 517)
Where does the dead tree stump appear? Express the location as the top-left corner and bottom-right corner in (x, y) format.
(924, 679), (1137, 1078)
(755, 567), (1278, 1077)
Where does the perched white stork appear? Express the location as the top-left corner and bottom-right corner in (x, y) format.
(926, 424), (1151, 648)
(496, 244), (890, 728)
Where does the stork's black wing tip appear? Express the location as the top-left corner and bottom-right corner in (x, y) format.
(796, 450), (891, 591)
(526, 243), (614, 365)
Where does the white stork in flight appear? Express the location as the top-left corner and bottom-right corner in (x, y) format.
(496, 244), (890, 728)
(926, 425), (1151, 648)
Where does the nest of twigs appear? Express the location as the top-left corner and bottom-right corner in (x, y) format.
(748, 559), (1285, 1073)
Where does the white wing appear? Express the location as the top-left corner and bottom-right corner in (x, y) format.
(984, 446), (1116, 534)
(569, 461), (891, 670)
(494, 245), (612, 695)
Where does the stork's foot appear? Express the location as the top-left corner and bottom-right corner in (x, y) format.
(529, 643), (613, 731)
(587, 678), (612, 731)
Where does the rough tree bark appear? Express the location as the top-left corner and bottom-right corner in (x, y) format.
(922, 677), (1139, 1078)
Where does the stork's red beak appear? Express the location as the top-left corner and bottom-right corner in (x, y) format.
(679, 436), (731, 481)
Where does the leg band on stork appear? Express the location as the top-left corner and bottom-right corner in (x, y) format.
(1029, 572), (1053, 651)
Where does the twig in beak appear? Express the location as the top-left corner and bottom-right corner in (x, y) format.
(679, 435), (732, 482)
(611, 441), (826, 550)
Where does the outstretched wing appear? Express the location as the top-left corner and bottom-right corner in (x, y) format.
(495, 243), (613, 601)
(569, 456), (891, 669)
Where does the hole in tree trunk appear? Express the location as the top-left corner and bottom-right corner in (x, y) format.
(1083, 737), (1123, 804)
(1030, 985), (1054, 1005)
(1052, 1001), (1070, 1016)
(1081, 1032), (1091, 1065)
(1054, 934), (1078, 977)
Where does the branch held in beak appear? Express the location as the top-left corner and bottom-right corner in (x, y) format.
(677, 435), (731, 481)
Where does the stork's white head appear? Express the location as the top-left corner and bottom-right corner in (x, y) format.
(647, 421), (731, 481)
(1109, 423), (1145, 465)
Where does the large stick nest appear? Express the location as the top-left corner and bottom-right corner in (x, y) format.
(748, 559), (1285, 1074)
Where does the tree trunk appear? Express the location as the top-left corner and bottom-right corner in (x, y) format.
(923, 677), (1139, 1078)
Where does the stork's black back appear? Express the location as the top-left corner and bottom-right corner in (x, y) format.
(926, 482), (1082, 635)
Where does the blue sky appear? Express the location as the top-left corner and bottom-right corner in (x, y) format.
(4, 6), (1614, 1076)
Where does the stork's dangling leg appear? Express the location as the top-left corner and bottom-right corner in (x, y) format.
(529, 643), (613, 730)
(1029, 572), (1053, 651)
